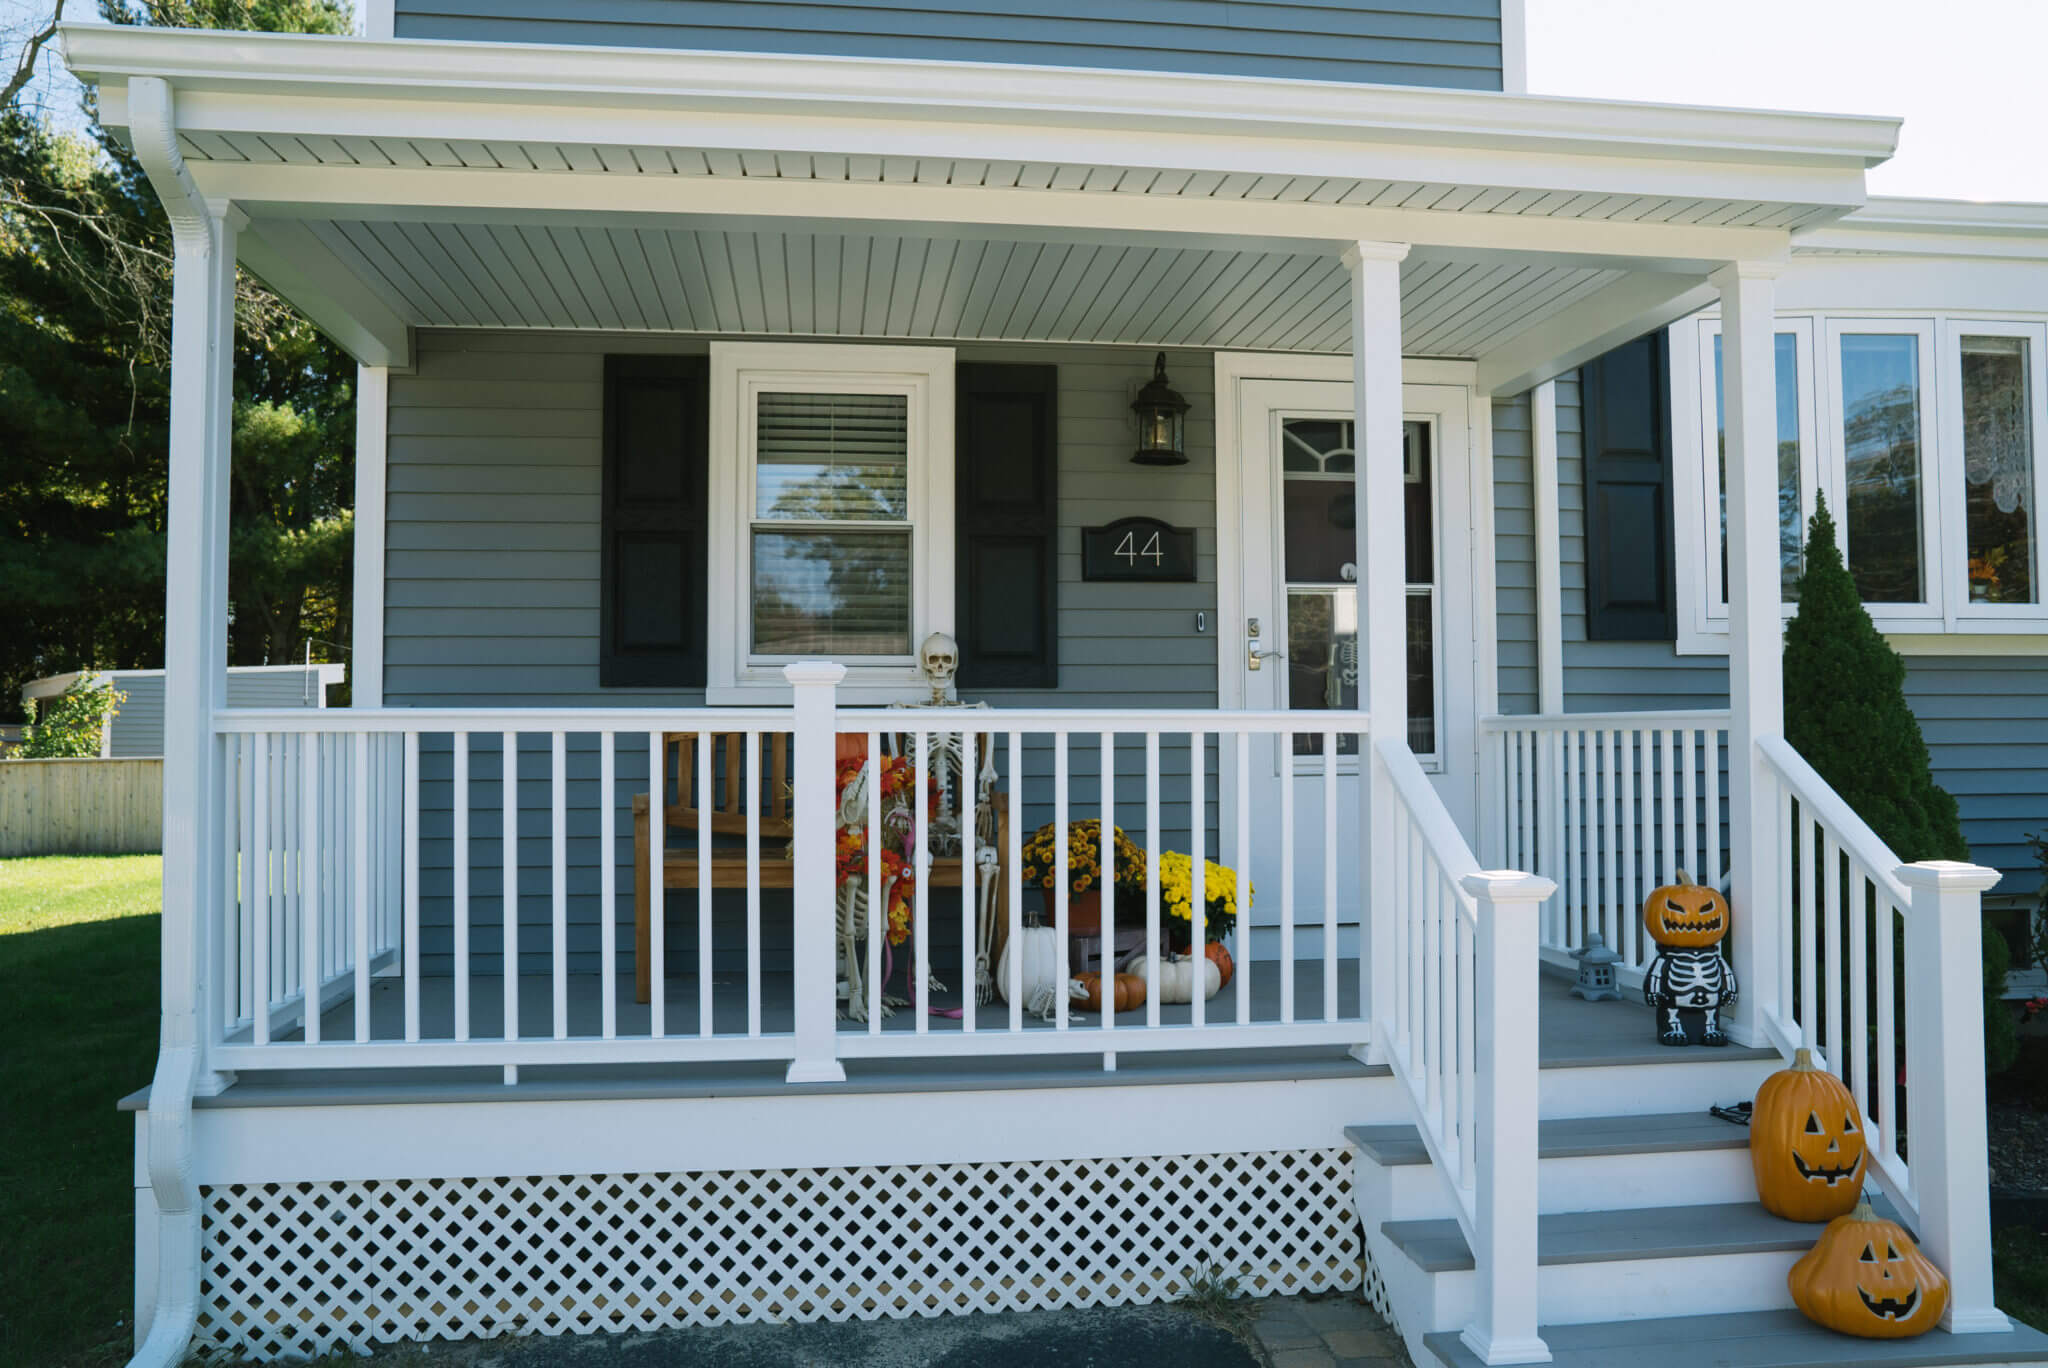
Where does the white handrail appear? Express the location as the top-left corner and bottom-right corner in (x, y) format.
(1757, 736), (1910, 904)
(1377, 737), (1551, 1364)
(1479, 708), (1731, 731)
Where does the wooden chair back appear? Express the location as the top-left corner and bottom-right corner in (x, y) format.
(663, 732), (792, 843)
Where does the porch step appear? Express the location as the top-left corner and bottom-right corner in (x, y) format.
(1423, 1309), (2048, 1368)
(1346, 1110), (1743, 1167)
(1380, 1199), (1817, 1274)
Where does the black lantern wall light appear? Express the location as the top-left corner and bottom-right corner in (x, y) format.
(1130, 353), (1190, 466)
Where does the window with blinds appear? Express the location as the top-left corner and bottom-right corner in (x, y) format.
(749, 390), (913, 656)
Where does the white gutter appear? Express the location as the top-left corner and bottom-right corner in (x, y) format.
(62, 24), (1899, 172)
(123, 74), (213, 1368)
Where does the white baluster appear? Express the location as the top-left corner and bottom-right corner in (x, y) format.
(746, 729), (762, 1040)
(504, 731), (519, 1044)
(915, 728), (931, 1036)
(698, 730), (713, 1039)
(354, 731), (371, 1043)
(552, 730), (568, 1041)
(646, 730), (663, 1040)
(454, 732), (469, 1043)
(404, 730), (421, 1044)
(601, 731), (616, 1041)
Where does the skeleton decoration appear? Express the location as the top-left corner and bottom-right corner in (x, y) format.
(918, 631), (959, 705)
(1641, 870), (1738, 1047)
(832, 631), (1004, 1018)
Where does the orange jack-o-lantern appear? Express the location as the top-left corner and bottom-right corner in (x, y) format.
(1789, 1198), (1949, 1338)
(1641, 871), (1730, 949)
(1204, 940), (1234, 989)
(1751, 1047), (1867, 1221)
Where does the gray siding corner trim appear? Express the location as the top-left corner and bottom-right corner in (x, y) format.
(392, 0), (1505, 92)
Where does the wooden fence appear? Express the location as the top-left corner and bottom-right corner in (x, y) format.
(0, 757), (163, 857)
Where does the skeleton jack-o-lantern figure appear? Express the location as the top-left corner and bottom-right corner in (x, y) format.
(1641, 871), (1737, 1047)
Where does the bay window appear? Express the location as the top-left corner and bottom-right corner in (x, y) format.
(1675, 312), (2048, 650)
(708, 343), (954, 699)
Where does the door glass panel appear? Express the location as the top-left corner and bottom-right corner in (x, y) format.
(1838, 334), (1925, 602)
(1279, 418), (1434, 759)
(1960, 335), (2036, 604)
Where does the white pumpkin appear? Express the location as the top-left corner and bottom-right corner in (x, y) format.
(996, 924), (1064, 1009)
(1127, 952), (1221, 1004)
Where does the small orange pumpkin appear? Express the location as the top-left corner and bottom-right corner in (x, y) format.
(1075, 971), (1146, 1014)
(1204, 940), (1234, 988)
(1751, 1047), (1867, 1221)
(1789, 1198), (1948, 1338)
(1642, 870), (1730, 949)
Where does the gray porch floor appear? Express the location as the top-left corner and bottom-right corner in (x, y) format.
(149, 964), (1772, 1112)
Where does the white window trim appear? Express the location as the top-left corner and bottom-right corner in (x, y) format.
(705, 341), (955, 704)
(1672, 310), (2048, 656)
(1938, 317), (2048, 625)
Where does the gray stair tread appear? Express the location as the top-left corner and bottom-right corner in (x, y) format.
(1348, 1112), (1746, 1167)
(1426, 1309), (2048, 1368)
(1382, 1199), (1822, 1273)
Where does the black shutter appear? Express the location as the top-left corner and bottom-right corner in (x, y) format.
(1581, 333), (1676, 641)
(956, 363), (1058, 689)
(600, 354), (709, 687)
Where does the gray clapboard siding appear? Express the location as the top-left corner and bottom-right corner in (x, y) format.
(386, 330), (1220, 974)
(1505, 370), (2047, 899)
(1490, 390), (1537, 715)
(392, 0), (1505, 92)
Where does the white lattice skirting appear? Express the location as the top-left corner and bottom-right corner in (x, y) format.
(196, 1148), (1364, 1360)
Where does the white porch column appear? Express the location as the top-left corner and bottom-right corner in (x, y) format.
(1345, 240), (1409, 1060)
(352, 364), (389, 707)
(128, 74), (237, 1364)
(1712, 261), (1784, 1043)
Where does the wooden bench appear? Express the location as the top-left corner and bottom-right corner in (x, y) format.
(632, 731), (1010, 1004)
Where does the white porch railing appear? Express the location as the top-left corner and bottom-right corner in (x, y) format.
(1379, 737), (1553, 1365)
(1755, 736), (2008, 1334)
(204, 670), (1377, 1078)
(1479, 710), (1731, 977)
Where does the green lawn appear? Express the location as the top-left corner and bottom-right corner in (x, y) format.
(0, 855), (163, 1368)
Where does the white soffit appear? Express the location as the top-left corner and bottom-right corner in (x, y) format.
(281, 218), (1626, 357)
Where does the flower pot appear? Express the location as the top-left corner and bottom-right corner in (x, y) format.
(1041, 886), (1102, 935)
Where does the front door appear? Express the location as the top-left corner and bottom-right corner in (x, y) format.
(1218, 364), (1477, 953)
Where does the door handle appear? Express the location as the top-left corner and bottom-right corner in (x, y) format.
(1248, 647), (1285, 671)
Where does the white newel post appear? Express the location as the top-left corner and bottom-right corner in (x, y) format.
(1898, 861), (2009, 1334)
(1346, 239), (1410, 1061)
(1713, 261), (1784, 1044)
(1463, 871), (1556, 1365)
(785, 663), (849, 1084)
(127, 75), (236, 1365)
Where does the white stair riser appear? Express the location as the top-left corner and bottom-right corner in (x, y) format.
(1363, 1222), (1461, 1368)
(1540, 1058), (1777, 1119)
(1538, 1147), (1755, 1213)
(1410, 1247), (1804, 1329)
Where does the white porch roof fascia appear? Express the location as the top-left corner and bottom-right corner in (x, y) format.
(64, 24), (1900, 387)
(1792, 196), (2048, 261)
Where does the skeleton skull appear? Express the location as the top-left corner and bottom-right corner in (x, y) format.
(919, 631), (960, 700)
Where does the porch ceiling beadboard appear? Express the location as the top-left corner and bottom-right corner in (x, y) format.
(296, 220), (1625, 355)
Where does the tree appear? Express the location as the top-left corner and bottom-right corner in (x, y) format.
(1, 0), (356, 711)
(15, 672), (122, 757)
(1783, 494), (2018, 1074)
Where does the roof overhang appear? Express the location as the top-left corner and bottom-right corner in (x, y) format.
(1793, 196), (2048, 261)
(63, 25), (1900, 387)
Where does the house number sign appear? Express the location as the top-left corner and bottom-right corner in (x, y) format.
(1081, 516), (1197, 582)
